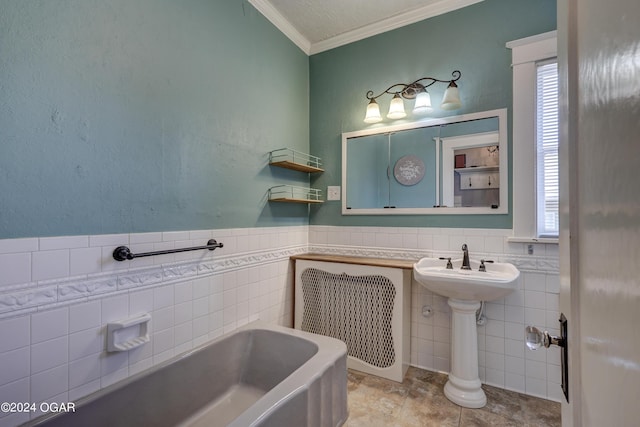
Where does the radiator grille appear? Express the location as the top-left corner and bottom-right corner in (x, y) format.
(300, 268), (396, 368)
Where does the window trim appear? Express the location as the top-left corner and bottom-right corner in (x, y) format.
(506, 31), (558, 243)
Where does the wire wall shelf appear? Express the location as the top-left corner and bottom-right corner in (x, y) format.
(268, 185), (323, 204)
(269, 148), (324, 173)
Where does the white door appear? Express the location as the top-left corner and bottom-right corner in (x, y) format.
(558, 0), (640, 425)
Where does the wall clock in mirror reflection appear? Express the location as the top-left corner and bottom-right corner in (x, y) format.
(394, 155), (425, 186)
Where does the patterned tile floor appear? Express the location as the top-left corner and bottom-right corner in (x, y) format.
(345, 367), (561, 427)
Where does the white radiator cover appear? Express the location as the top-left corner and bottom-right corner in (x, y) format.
(294, 260), (411, 382)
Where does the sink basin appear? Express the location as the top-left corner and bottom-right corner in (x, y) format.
(412, 256), (520, 409)
(413, 257), (520, 301)
(413, 256), (520, 408)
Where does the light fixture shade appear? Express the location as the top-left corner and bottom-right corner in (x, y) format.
(364, 99), (383, 123)
(387, 94), (406, 119)
(441, 81), (462, 110)
(412, 90), (432, 115)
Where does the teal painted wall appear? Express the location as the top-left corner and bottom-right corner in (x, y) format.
(0, 0), (309, 239)
(309, 0), (557, 228)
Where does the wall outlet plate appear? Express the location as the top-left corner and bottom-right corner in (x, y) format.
(327, 186), (341, 201)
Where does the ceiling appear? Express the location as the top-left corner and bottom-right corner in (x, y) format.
(248, 0), (484, 55)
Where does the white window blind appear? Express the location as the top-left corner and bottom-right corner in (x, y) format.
(536, 61), (559, 237)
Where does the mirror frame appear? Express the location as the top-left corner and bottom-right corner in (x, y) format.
(341, 108), (508, 215)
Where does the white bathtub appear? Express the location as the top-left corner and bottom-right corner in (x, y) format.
(27, 322), (348, 427)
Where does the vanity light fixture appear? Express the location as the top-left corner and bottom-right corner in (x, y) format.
(441, 80), (462, 110)
(363, 70), (462, 123)
(364, 99), (382, 123)
(387, 94), (407, 119)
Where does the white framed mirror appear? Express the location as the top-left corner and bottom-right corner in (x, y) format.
(341, 108), (508, 215)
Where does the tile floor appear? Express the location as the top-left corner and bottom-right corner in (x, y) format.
(345, 367), (561, 427)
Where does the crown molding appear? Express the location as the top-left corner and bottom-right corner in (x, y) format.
(311, 0), (484, 55)
(309, 0), (485, 55)
(248, 0), (312, 54)
(250, 0), (484, 56)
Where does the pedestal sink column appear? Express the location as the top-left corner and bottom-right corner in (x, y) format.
(444, 298), (486, 408)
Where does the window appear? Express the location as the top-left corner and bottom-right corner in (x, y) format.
(536, 61), (559, 237)
(507, 31), (558, 242)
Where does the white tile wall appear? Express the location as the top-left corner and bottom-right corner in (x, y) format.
(308, 225), (561, 402)
(0, 253), (31, 287)
(0, 226), (304, 426)
(0, 224), (559, 427)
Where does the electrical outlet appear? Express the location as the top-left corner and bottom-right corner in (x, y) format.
(327, 186), (341, 201)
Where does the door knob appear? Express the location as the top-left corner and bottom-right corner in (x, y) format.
(525, 314), (569, 402)
(525, 325), (565, 350)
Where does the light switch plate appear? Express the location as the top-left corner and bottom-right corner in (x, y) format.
(327, 186), (341, 201)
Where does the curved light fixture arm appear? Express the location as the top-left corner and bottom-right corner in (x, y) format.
(366, 70), (461, 101)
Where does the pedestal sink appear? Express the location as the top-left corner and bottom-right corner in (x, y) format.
(413, 256), (520, 408)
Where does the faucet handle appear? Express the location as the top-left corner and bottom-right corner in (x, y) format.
(439, 257), (453, 269)
(479, 259), (494, 272)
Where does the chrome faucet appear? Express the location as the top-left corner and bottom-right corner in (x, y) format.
(461, 244), (471, 270)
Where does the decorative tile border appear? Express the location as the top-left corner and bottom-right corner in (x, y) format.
(0, 245), (308, 319)
(307, 244), (558, 274)
(0, 225), (559, 317)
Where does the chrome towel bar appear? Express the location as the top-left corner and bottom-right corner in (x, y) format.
(113, 239), (223, 261)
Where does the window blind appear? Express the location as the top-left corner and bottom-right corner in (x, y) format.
(536, 61), (559, 237)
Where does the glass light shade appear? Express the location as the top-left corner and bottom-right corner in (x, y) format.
(441, 81), (462, 110)
(412, 90), (432, 115)
(387, 94), (406, 119)
(364, 99), (382, 123)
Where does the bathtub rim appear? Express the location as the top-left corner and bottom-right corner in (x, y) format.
(25, 321), (347, 427)
(224, 322), (348, 427)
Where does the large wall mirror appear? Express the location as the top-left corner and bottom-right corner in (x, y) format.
(341, 108), (508, 215)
